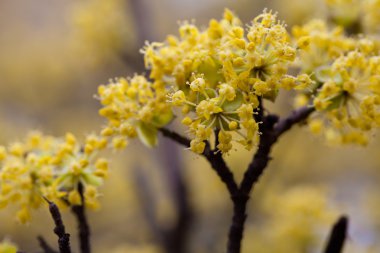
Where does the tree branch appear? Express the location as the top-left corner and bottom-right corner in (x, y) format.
(227, 105), (314, 253)
(71, 183), (91, 253)
(44, 198), (71, 253)
(274, 106), (314, 137)
(159, 128), (238, 195)
(160, 105), (315, 253)
(203, 138), (239, 196)
(159, 128), (191, 148)
(324, 216), (349, 253)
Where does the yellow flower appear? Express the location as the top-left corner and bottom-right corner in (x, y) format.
(98, 75), (173, 149)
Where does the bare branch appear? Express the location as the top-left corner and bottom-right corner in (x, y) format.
(274, 106), (314, 137)
(324, 216), (349, 253)
(44, 198), (71, 253)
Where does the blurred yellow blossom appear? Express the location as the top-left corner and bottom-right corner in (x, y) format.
(245, 185), (337, 252)
(70, 0), (135, 64)
(0, 131), (108, 223)
(0, 240), (17, 253)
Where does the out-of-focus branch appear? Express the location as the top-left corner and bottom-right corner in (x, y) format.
(71, 183), (91, 253)
(37, 236), (58, 253)
(323, 216), (349, 253)
(132, 165), (164, 241)
(159, 137), (192, 253)
(120, 0), (153, 73)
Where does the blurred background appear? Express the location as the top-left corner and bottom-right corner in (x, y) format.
(0, 0), (379, 252)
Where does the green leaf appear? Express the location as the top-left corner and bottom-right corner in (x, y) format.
(326, 94), (345, 111)
(152, 110), (174, 127)
(263, 88), (279, 102)
(315, 65), (342, 84)
(82, 173), (103, 187)
(222, 92), (243, 112)
(197, 60), (224, 87)
(137, 122), (158, 147)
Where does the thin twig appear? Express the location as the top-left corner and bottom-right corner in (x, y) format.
(44, 198), (71, 253)
(324, 216), (349, 253)
(274, 106), (314, 137)
(203, 136), (239, 196)
(158, 128), (191, 148)
(71, 183), (91, 253)
(159, 128), (238, 195)
(37, 236), (58, 253)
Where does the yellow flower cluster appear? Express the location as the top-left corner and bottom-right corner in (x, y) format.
(98, 75), (173, 148)
(70, 0), (134, 64)
(363, 0), (380, 34)
(97, 8), (379, 151)
(292, 19), (379, 108)
(142, 9), (311, 153)
(0, 132), (108, 223)
(0, 240), (17, 253)
(250, 186), (337, 252)
(309, 51), (380, 145)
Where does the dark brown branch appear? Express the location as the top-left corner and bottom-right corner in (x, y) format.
(203, 138), (239, 196)
(71, 183), (91, 253)
(159, 128), (191, 148)
(37, 236), (58, 253)
(274, 106), (314, 137)
(324, 216), (349, 253)
(44, 198), (71, 253)
(227, 105), (314, 253)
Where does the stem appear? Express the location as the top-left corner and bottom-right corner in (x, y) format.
(71, 183), (91, 253)
(324, 216), (349, 253)
(44, 198), (71, 253)
(37, 236), (58, 253)
(159, 128), (238, 195)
